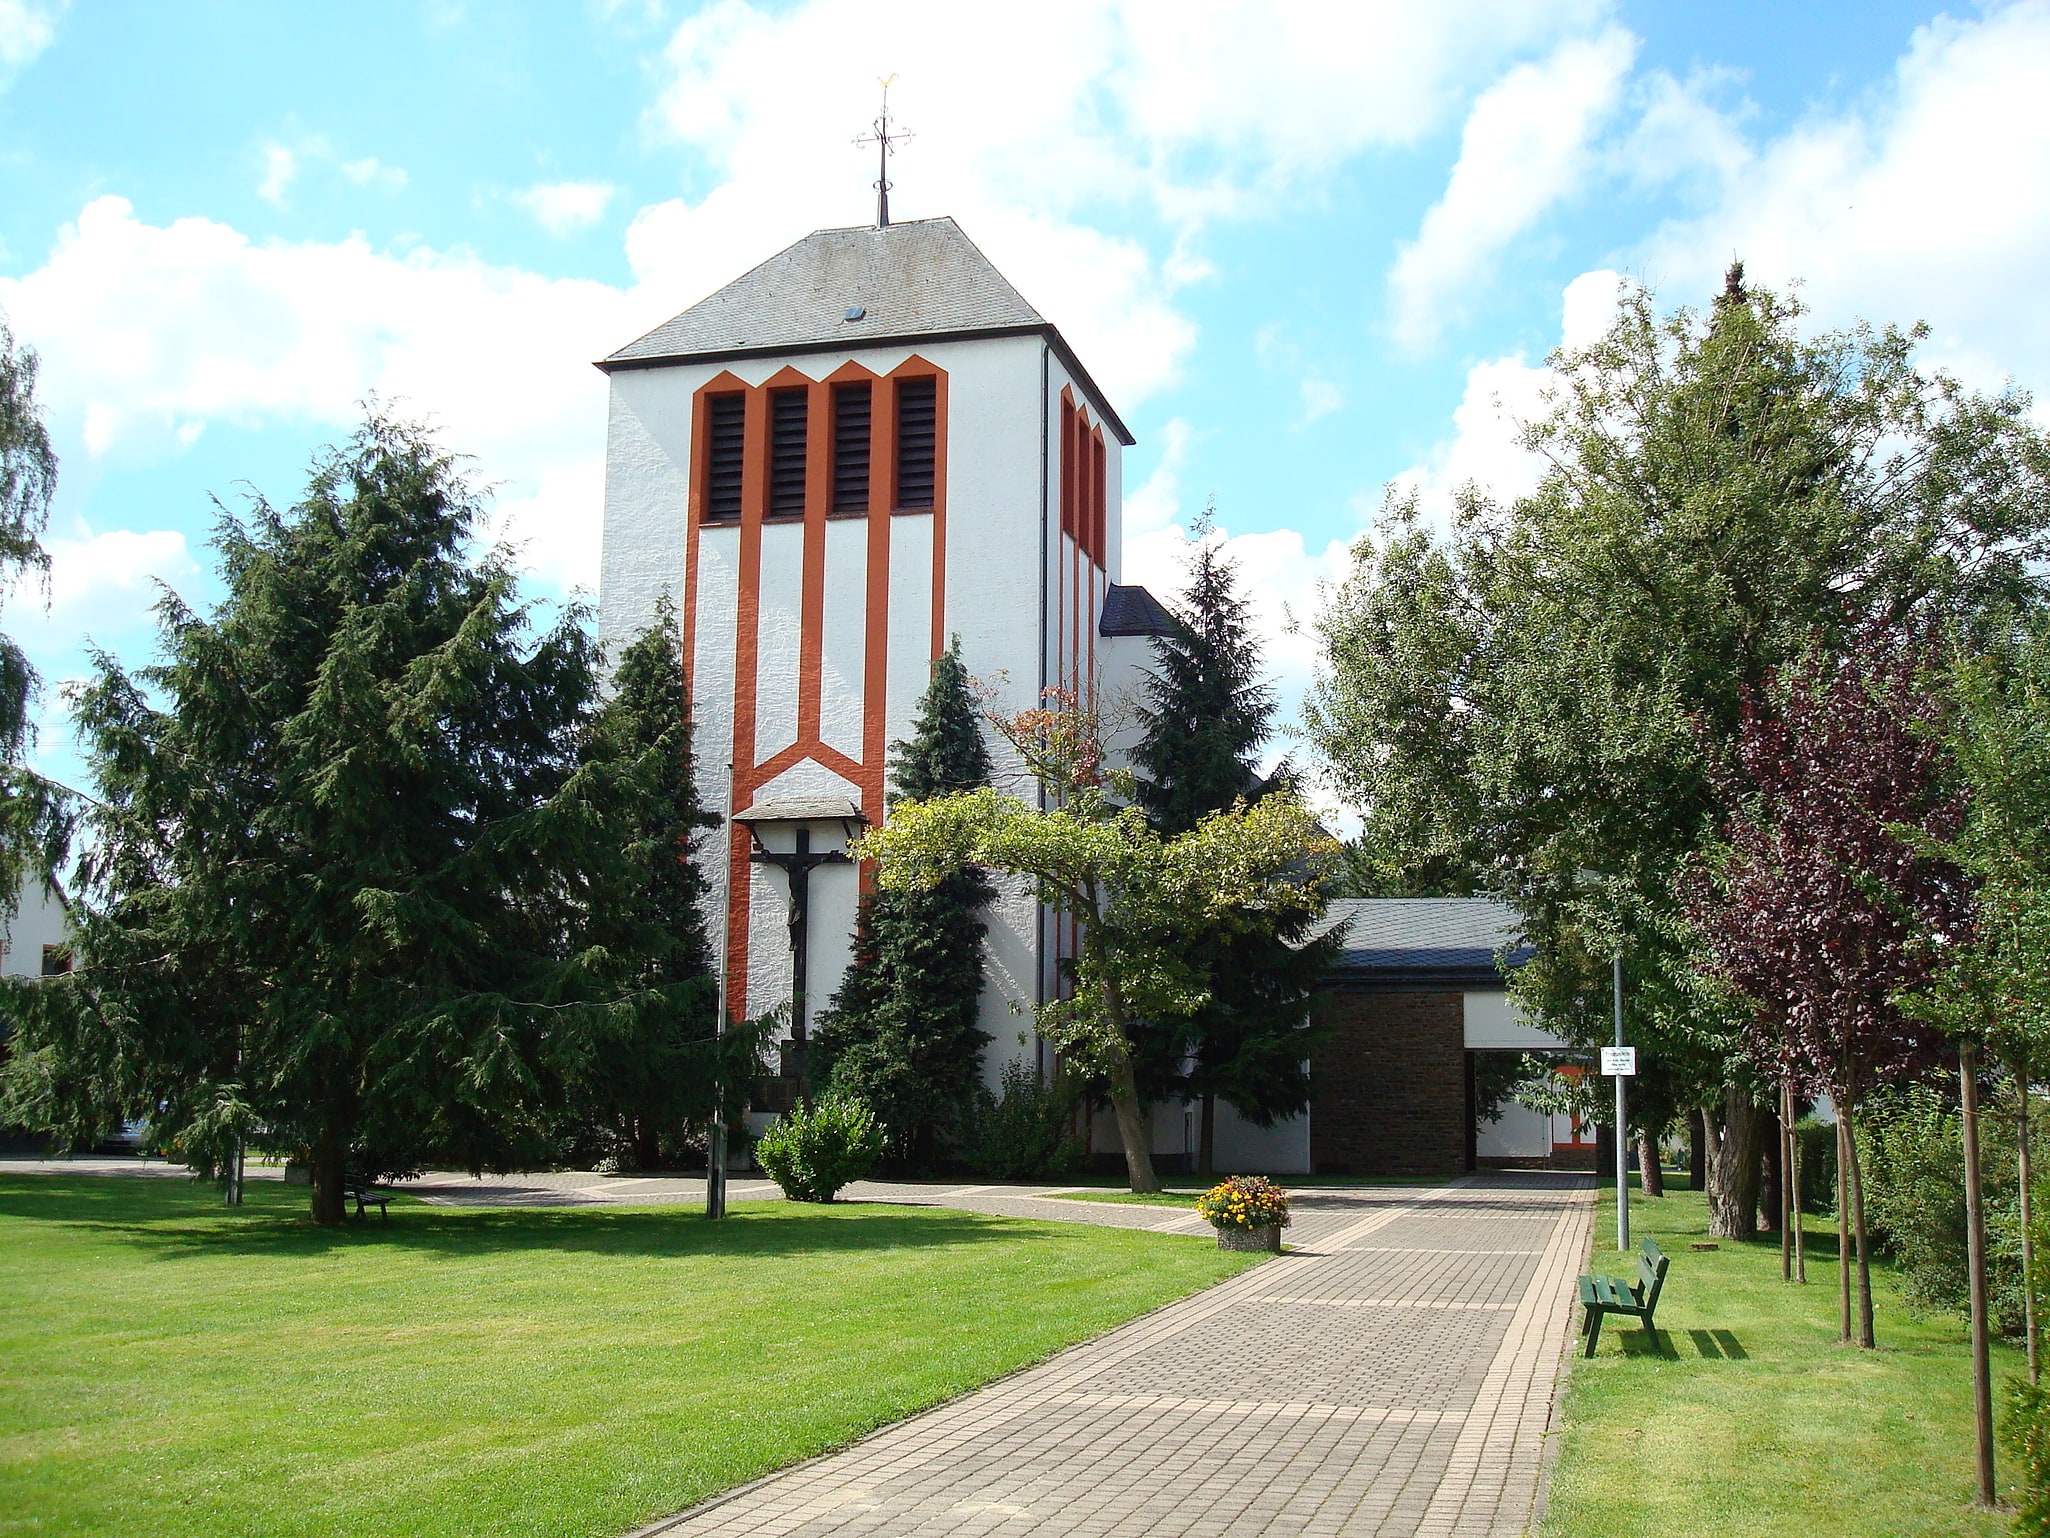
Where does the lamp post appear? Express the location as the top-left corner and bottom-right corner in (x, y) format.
(1613, 950), (1628, 1252)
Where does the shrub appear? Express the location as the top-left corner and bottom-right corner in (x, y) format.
(753, 1095), (885, 1203)
(1196, 1175), (1291, 1231)
(2005, 1376), (2050, 1538)
(1859, 1081), (2040, 1335)
(1794, 1115), (1837, 1215)
(959, 1061), (1084, 1181)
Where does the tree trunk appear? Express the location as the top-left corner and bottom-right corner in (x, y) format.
(2023, 1068), (2040, 1386)
(311, 1124), (349, 1227)
(1760, 1100), (1784, 1248)
(1106, 1056), (1161, 1193)
(1198, 1091), (1216, 1179)
(1837, 1113), (1852, 1342)
(1780, 1080), (1795, 1283)
(1961, 1040), (1996, 1506)
(1704, 1086), (1765, 1240)
(1793, 1113), (1806, 1284)
(1689, 1107), (1707, 1193)
(1843, 1097), (1877, 1349)
(1636, 1130), (1665, 1197)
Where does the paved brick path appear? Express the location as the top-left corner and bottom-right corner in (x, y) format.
(628, 1175), (1593, 1538)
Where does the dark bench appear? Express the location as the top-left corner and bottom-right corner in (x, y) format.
(1578, 1237), (1669, 1356)
(343, 1172), (392, 1220)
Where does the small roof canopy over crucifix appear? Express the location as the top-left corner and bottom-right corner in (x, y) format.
(854, 75), (912, 229)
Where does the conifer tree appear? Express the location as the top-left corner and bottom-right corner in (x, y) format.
(0, 415), (743, 1222)
(1133, 513), (1273, 834)
(573, 592), (722, 1168)
(1134, 526), (1335, 1173)
(815, 638), (994, 1167)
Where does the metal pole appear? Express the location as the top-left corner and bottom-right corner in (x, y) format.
(708, 766), (731, 1221)
(1614, 950), (1629, 1252)
(708, 954), (729, 1220)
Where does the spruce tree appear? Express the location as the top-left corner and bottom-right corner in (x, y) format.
(573, 592), (722, 1169)
(815, 638), (993, 1167)
(1133, 526), (1335, 1174)
(1133, 513), (1274, 834)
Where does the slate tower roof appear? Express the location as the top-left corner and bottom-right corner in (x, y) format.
(598, 215), (1132, 444)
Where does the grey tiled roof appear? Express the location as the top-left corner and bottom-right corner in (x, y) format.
(605, 217), (1044, 365)
(1323, 897), (1531, 984)
(1098, 584), (1178, 637)
(599, 216), (1135, 446)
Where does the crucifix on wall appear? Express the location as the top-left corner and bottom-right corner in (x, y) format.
(735, 799), (865, 1100)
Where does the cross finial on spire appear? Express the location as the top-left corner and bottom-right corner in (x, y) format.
(854, 76), (911, 228)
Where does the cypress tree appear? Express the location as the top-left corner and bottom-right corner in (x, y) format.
(815, 638), (993, 1167)
(1133, 525), (1334, 1174)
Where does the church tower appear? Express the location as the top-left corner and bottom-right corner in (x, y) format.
(596, 216), (1171, 1096)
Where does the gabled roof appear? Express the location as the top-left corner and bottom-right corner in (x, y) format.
(1322, 897), (1532, 988)
(597, 216), (1134, 445)
(1098, 583), (1177, 638)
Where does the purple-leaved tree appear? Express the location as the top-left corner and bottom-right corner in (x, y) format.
(1688, 634), (1966, 1348)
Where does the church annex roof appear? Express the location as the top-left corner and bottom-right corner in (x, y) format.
(598, 216), (1134, 445)
(1098, 583), (1178, 638)
(1322, 897), (1533, 988)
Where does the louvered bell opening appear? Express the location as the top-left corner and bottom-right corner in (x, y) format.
(895, 377), (937, 510)
(769, 389), (808, 517)
(704, 394), (745, 522)
(832, 382), (871, 514)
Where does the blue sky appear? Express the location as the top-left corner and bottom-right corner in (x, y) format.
(2, 0), (2046, 798)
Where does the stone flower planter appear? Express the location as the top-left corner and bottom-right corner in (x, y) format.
(1215, 1223), (1282, 1253)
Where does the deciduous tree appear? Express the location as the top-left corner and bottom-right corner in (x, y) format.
(1308, 265), (2050, 1233)
(1687, 636), (1963, 1348)
(854, 693), (1335, 1192)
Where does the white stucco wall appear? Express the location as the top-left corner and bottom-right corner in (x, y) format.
(1463, 989), (1571, 1050)
(0, 878), (69, 978)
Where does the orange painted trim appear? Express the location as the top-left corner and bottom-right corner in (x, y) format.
(860, 373), (897, 823)
(722, 384), (771, 1014)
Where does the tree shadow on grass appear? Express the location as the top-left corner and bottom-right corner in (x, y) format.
(0, 1175), (1069, 1264)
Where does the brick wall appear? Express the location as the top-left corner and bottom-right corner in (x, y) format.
(1310, 989), (1467, 1177)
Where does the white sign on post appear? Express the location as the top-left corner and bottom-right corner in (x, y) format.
(1601, 1046), (1638, 1077)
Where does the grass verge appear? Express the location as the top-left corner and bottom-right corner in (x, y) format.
(1542, 1178), (2020, 1536)
(0, 1174), (1253, 1538)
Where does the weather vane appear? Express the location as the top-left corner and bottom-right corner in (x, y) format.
(854, 75), (912, 229)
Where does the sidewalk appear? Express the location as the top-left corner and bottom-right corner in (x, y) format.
(631, 1175), (1594, 1538)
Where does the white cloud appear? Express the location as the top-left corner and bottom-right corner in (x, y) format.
(257, 144), (297, 207)
(1388, 27), (1637, 351)
(1634, 1), (2050, 400)
(0, 197), (647, 590)
(1300, 374), (1343, 424)
(512, 180), (616, 237)
(257, 138), (408, 208)
(638, 0), (1615, 410)
(0, 0), (60, 82)
(5, 527), (198, 646)
(340, 156), (407, 192)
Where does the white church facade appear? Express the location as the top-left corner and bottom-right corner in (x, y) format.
(596, 216), (1192, 1137)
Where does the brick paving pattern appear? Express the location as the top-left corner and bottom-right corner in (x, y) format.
(629, 1175), (1593, 1538)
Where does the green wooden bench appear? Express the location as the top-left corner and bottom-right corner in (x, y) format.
(1578, 1237), (1669, 1356)
(343, 1172), (392, 1220)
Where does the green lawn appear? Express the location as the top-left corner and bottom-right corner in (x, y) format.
(1543, 1178), (2021, 1536)
(0, 1174), (1254, 1538)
